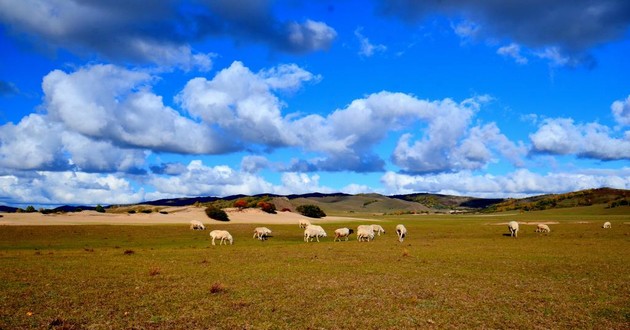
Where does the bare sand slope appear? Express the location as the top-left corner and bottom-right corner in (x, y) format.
(0, 207), (369, 226)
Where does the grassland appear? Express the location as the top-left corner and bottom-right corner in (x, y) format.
(0, 206), (628, 329)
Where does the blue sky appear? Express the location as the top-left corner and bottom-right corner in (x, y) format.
(0, 0), (629, 207)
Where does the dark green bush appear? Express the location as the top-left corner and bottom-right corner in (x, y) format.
(296, 204), (326, 218)
(205, 206), (229, 221)
(95, 204), (106, 213)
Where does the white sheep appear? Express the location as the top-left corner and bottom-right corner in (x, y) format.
(253, 227), (272, 240)
(357, 225), (375, 242)
(189, 220), (205, 230)
(602, 221), (611, 229)
(371, 224), (385, 236)
(333, 228), (354, 242)
(535, 224), (550, 233)
(395, 224), (407, 242)
(304, 225), (327, 242)
(209, 230), (233, 245)
(507, 221), (519, 238)
(299, 219), (311, 228)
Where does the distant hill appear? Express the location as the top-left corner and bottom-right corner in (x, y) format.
(2, 188), (627, 214)
(390, 193), (504, 210)
(483, 187), (629, 212)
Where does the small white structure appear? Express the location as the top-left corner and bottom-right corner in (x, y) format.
(253, 227), (272, 240)
(395, 224), (407, 242)
(304, 225), (327, 242)
(333, 228), (354, 242)
(299, 219), (311, 228)
(535, 224), (550, 233)
(209, 230), (233, 245)
(357, 225), (375, 242)
(189, 220), (205, 230)
(507, 221), (519, 238)
(371, 224), (385, 236)
(602, 221), (611, 229)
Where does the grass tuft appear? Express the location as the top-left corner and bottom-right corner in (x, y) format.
(149, 267), (161, 276)
(123, 249), (135, 255)
(210, 282), (225, 294)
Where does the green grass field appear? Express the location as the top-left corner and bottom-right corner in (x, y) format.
(1, 206), (628, 329)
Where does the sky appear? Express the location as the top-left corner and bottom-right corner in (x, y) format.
(0, 0), (629, 207)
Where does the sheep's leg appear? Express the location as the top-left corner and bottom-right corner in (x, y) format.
(211, 237), (216, 245)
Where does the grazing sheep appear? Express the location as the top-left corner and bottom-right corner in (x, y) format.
(253, 227), (272, 240)
(304, 225), (327, 242)
(371, 224), (385, 236)
(507, 221), (519, 238)
(357, 225), (375, 242)
(334, 228), (354, 242)
(395, 224), (407, 242)
(602, 221), (611, 229)
(299, 219), (311, 228)
(189, 220), (205, 230)
(535, 224), (551, 233)
(209, 230), (233, 245)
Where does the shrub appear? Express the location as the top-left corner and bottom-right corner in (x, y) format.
(296, 204), (326, 218)
(205, 206), (229, 221)
(258, 201), (276, 214)
(25, 205), (36, 213)
(95, 204), (106, 213)
(233, 199), (248, 210)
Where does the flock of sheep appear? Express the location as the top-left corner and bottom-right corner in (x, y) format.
(189, 219), (407, 245)
(191, 219), (614, 245)
(506, 220), (612, 238)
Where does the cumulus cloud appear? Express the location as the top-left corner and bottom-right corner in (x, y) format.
(530, 118), (630, 160)
(355, 27), (387, 57)
(43, 64), (232, 154)
(381, 168), (630, 198)
(377, 0), (630, 65)
(0, 171), (145, 206)
(0, 114), (68, 171)
(612, 95), (630, 126)
(389, 97), (526, 173)
(0, 0), (336, 67)
(177, 61), (319, 149)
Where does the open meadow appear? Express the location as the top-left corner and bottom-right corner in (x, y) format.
(0, 206), (628, 329)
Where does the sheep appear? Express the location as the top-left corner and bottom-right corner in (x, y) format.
(299, 219), (311, 228)
(371, 224), (385, 236)
(253, 227), (272, 240)
(357, 225), (375, 242)
(209, 230), (233, 245)
(189, 220), (205, 230)
(535, 224), (550, 233)
(507, 221), (519, 238)
(602, 221), (611, 229)
(333, 228), (354, 242)
(304, 225), (327, 242)
(395, 224), (407, 242)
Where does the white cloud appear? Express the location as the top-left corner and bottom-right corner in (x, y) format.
(287, 19), (337, 52)
(177, 61), (318, 148)
(148, 160), (275, 198)
(42, 64), (230, 154)
(0, 114), (67, 170)
(452, 20), (480, 43)
(497, 43), (528, 64)
(381, 168), (630, 198)
(530, 118), (630, 160)
(0, 171), (145, 206)
(354, 27), (387, 57)
(612, 95), (630, 126)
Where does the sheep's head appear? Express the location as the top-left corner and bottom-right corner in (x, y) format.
(348, 229), (354, 234)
